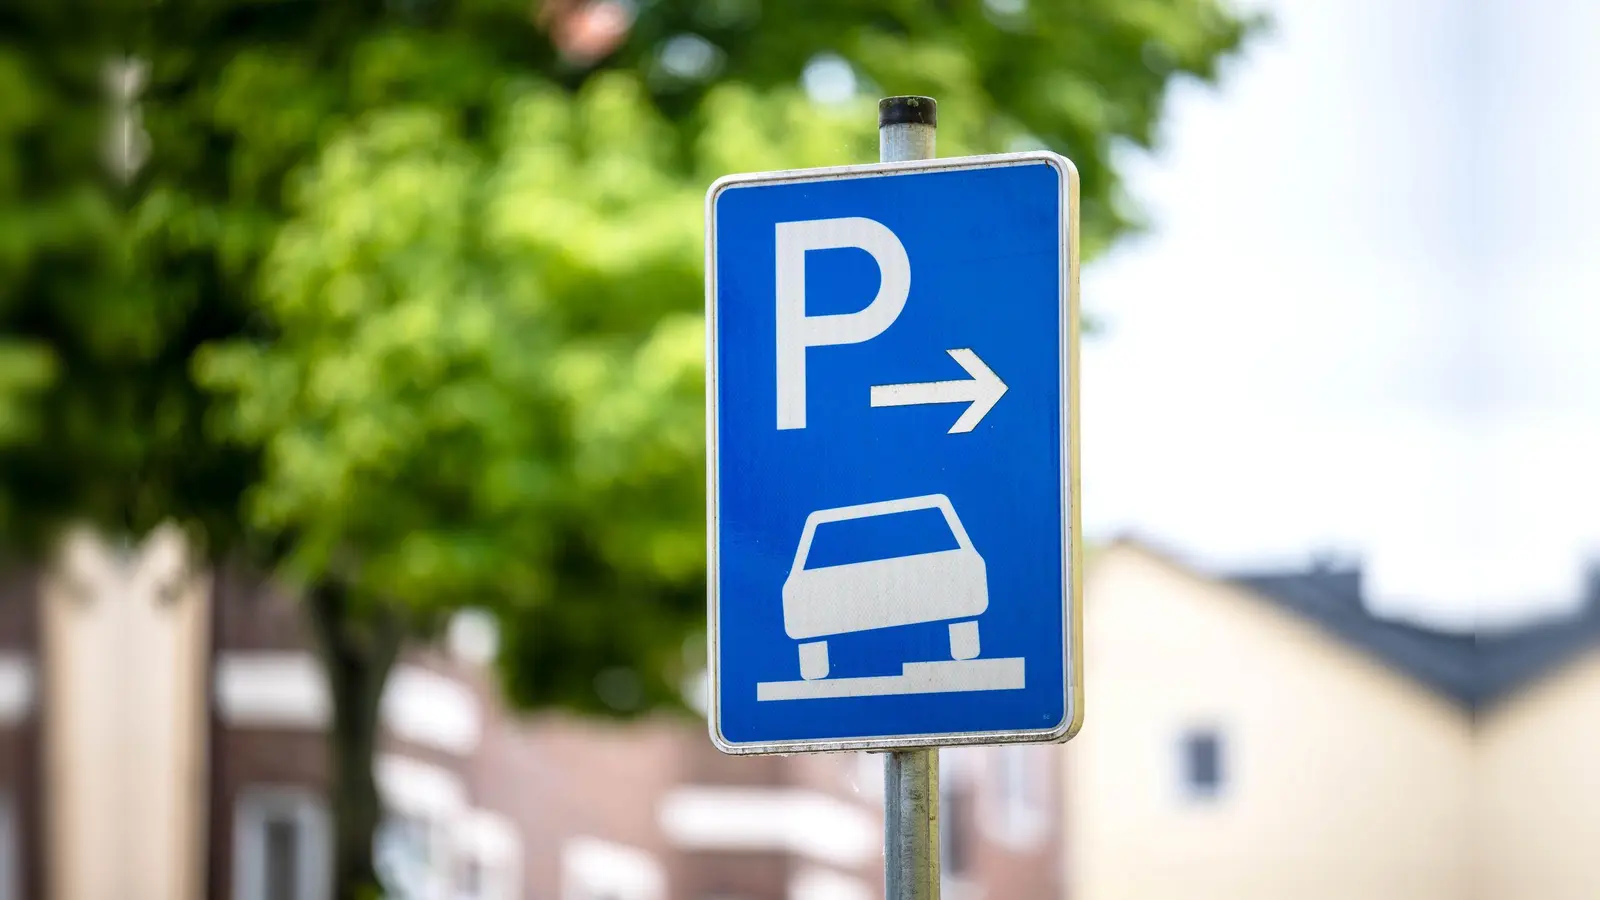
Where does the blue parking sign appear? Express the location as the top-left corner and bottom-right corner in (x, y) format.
(706, 152), (1082, 753)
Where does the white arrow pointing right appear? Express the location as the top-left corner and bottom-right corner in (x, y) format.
(870, 348), (1009, 434)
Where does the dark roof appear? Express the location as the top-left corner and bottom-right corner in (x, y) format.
(1474, 598), (1600, 707)
(1227, 563), (1600, 711)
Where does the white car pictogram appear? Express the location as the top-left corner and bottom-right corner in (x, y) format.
(782, 494), (987, 681)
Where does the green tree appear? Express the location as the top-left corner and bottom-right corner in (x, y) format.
(3, 2), (1255, 896)
(0, 52), (54, 459)
(0, 6), (257, 549)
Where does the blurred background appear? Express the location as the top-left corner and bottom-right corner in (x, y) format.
(0, 0), (1596, 898)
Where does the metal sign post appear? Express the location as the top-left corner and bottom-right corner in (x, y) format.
(878, 95), (943, 900)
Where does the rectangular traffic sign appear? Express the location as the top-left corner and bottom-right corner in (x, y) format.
(706, 152), (1082, 754)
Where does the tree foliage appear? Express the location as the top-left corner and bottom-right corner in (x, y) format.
(0, 5), (259, 548)
(187, 0), (1251, 711)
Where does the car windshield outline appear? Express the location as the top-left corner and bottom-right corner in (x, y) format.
(799, 506), (961, 571)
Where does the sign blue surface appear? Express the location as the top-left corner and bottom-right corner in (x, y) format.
(706, 153), (1082, 754)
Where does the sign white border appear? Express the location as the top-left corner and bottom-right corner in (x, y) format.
(705, 151), (1083, 754)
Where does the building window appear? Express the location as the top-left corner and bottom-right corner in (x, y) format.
(939, 771), (972, 877)
(234, 788), (331, 900)
(376, 813), (438, 900)
(376, 808), (521, 900)
(453, 810), (523, 900)
(1181, 730), (1224, 798)
(263, 816), (300, 900)
(455, 859), (482, 899)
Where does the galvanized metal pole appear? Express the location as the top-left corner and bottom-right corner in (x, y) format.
(884, 746), (940, 899)
(879, 94), (941, 900)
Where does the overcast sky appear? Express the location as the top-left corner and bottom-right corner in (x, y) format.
(1079, 0), (1600, 631)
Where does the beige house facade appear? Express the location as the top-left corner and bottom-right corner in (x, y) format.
(1067, 541), (1600, 900)
(1475, 615), (1600, 899)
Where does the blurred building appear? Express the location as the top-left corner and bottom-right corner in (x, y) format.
(12, 531), (1600, 899)
(0, 529), (1063, 900)
(1070, 541), (1600, 900)
(1473, 564), (1600, 899)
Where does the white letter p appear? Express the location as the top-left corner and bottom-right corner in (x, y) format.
(774, 217), (910, 430)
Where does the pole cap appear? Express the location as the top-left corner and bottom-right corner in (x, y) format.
(878, 96), (937, 128)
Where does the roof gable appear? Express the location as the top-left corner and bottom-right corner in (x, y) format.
(1228, 563), (1600, 710)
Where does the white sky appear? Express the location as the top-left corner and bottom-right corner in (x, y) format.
(1079, 0), (1600, 631)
